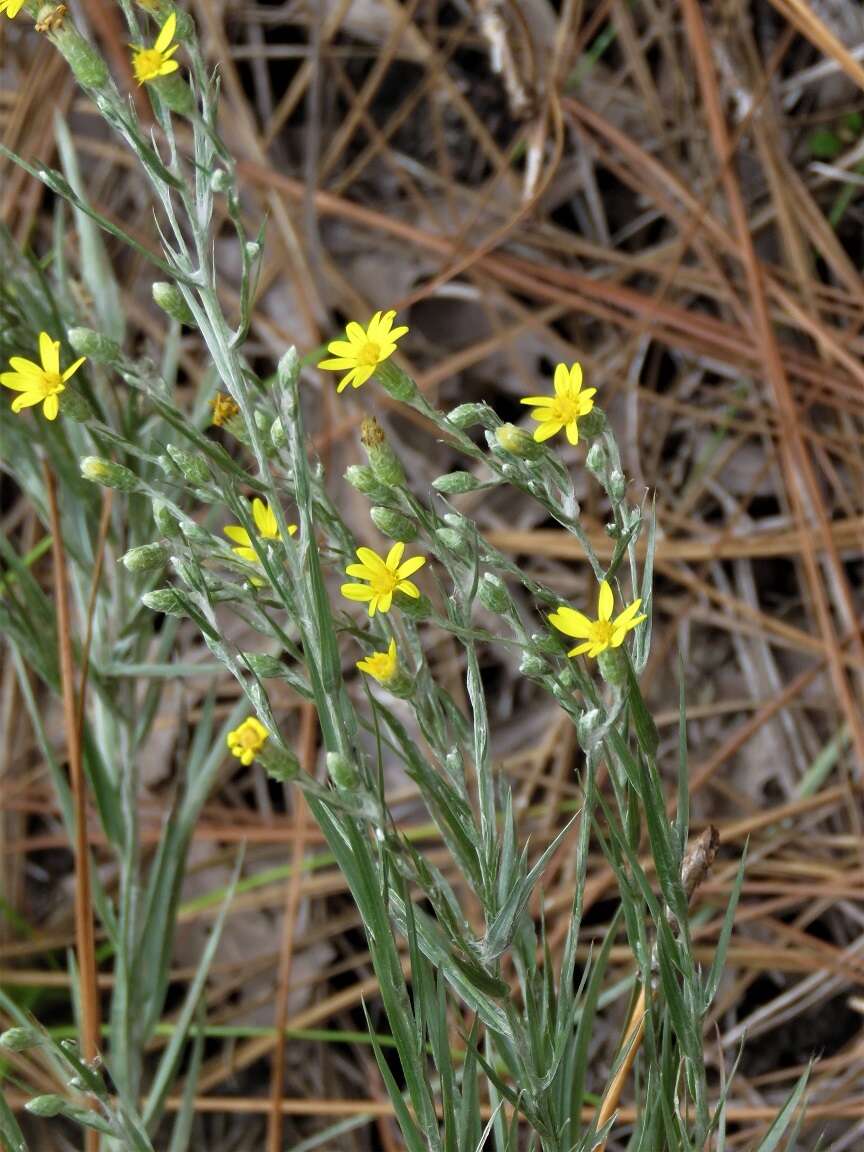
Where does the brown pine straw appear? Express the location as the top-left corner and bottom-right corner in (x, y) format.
(594, 827), (720, 1147)
(44, 463), (101, 1151)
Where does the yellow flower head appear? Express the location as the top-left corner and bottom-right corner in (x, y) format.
(357, 638), (399, 684)
(319, 310), (408, 393)
(132, 12), (180, 85)
(226, 716), (268, 767)
(342, 542), (425, 617)
(520, 362), (596, 445)
(224, 498), (297, 563)
(549, 580), (646, 659)
(210, 392), (239, 427)
(0, 0), (27, 19)
(1, 332), (85, 421)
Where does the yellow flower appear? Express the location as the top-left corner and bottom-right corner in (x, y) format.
(226, 716), (268, 767)
(319, 310), (408, 393)
(224, 498), (296, 563)
(210, 392), (239, 427)
(520, 362), (596, 445)
(0, 0), (26, 18)
(132, 12), (180, 85)
(35, 4), (67, 32)
(342, 542), (425, 617)
(1, 332), (85, 421)
(549, 580), (646, 659)
(357, 638), (398, 684)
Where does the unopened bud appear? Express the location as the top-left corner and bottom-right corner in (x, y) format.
(243, 652), (285, 678)
(597, 647), (628, 688)
(25, 1095), (67, 1118)
(585, 442), (607, 477)
(578, 407), (607, 438)
(494, 423), (542, 460)
(166, 445), (210, 486)
(447, 402), (499, 431)
(153, 73), (195, 117)
(345, 465), (386, 499)
(477, 573), (511, 614)
(577, 707), (605, 747)
(435, 528), (464, 552)
(0, 1027), (40, 1052)
(67, 327), (121, 365)
(609, 469), (627, 501)
(327, 751), (360, 791)
(61, 387), (93, 422)
(153, 500), (180, 538)
(518, 653), (546, 678)
(432, 471), (483, 495)
(370, 506), (417, 542)
(52, 26), (109, 89)
(121, 543), (168, 573)
(211, 169), (231, 193)
(152, 282), (195, 326)
(142, 587), (189, 616)
(361, 418), (405, 488)
(261, 747), (300, 782)
(81, 457), (139, 492)
(270, 416), (287, 449)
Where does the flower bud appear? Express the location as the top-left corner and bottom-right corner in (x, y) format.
(261, 747), (300, 782)
(370, 506), (417, 542)
(210, 168), (231, 194)
(577, 707), (605, 748)
(81, 457), (139, 492)
(67, 327), (121, 365)
(270, 416), (287, 449)
(477, 573), (511, 615)
(435, 528), (464, 552)
(52, 26), (109, 89)
(153, 500), (180, 538)
(345, 465), (386, 499)
(152, 282), (195, 326)
(609, 469), (627, 501)
(166, 445), (211, 486)
(597, 647), (628, 688)
(0, 1027), (40, 1052)
(446, 402), (499, 431)
(585, 442), (607, 478)
(375, 361), (416, 402)
(361, 417), (405, 488)
(277, 346), (301, 389)
(518, 652), (546, 678)
(432, 471), (483, 495)
(121, 543), (168, 573)
(494, 423), (542, 460)
(142, 587), (189, 616)
(245, 240), (261, 262)
(60, 387), (93, 422)
(578, 407), (607, 438)
(153, 73), (195, 117)
(25, 1095), (67, 1118)
(242, 652), (285, 678)
(327, 751), (360, 791)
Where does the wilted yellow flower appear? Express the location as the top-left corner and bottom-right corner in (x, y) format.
(319, 310), (408, 393)
(210, 392), (239, 427)
(0, 0), (26, 18)
(357, 639), (398, 684)
(227, 716), (268, 766)
(520, 362), (596, 445)
(1, 332), (85, 421)
(342, 542), (425, 617)
(224, 498), (296, 563)
(549, 580), (646, 659)
(132, 11), (180, 84)
(35, 4), (67, 32)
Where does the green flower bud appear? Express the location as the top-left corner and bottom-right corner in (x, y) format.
(518, 652), (546, 678)
(578, 407), (607, 438)
(277, 346), (301, 389)
(121, 543), (168, 573)
(327, 751), (360, 791)
(270, 416), (287, 450)
(0, 1026), (40, 1052)
(52, 26), (109, 89)
(242, 652), (285, 678)
(435, 528), (464, 552)
(577, 707), (605, 747)
(432, 471), (483, 494)
(261, 746), (300, 782)
(531, 631), (562, 655)
(67, 327), (121, 366)
(81, 456), (139, 492)
(447, 402), (499, 430)
(361, 418), (405, 488)
(152, 72), (195, 117)
(166, 445), (211, 486)
(153, 499), (181, 538)
(142, 587), (189, 616)
(25, 1094), (67, 1118)
(152, 282), (195, 326)
(395, 591), (432, 620)
(477, 573), (511, 615)
(585, 442), (607, 477)
(345, 465), (387, 499)
(597, 646), (628, 688)
(494, 423), (542, 460)
(210, 169), (231, 194)
(375, 360), (416, 401)
(370, 506), (417, 542)
(245, 240), (261, 262)
(609, 469), (627, 501)
(60, 386), (93, 422)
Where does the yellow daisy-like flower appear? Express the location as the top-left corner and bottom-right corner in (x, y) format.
(0, 0), (27, 19)
(549, 580), (646, 659)
(319, 310), (408, 393)
(226, 716), (269, 767)
(520, 362), (597, 445)
(131, 12), (180, 85)
(1, 332), (85, 421)
(342, 542), (425, 617)
(357, 638), (398, 684)
(224, 498), (297, 563)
